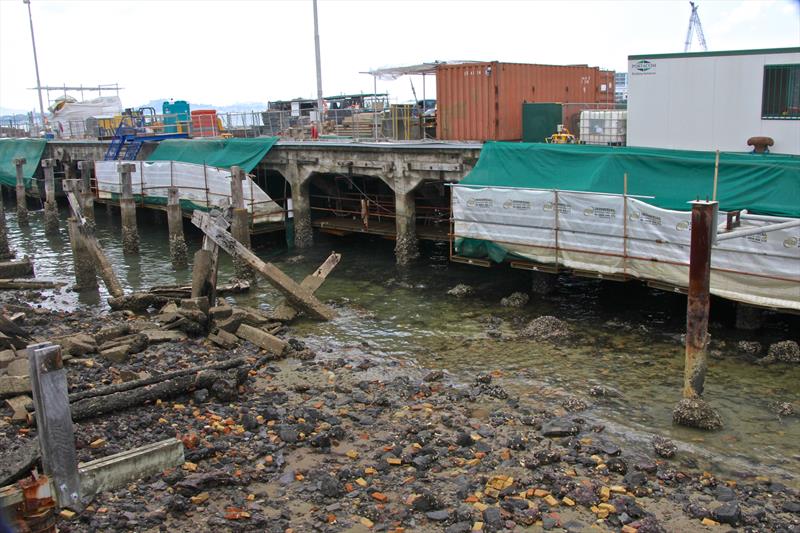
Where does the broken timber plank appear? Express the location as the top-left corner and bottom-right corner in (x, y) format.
(191, 211), (335, 321)
(271, 252), (341, 321)
(65, 191), (124, 298)
(78, 439), (184, 499)
(0, 438), (184, 509)
(0, 279), (65, 290)
(235, 324), (287, 355)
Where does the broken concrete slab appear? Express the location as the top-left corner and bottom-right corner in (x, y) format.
(101, 345), (130, 364)
(5, 358), (29, 377)
(0, 349), (14, 369)
(234, 305), (271, 326)
(235, 324), (287, 355)
(141, 330), (188, 344)
(95, 324), (132, 345)
(215, 314), (244, 334)
(5, 395), (31, 422)
(59, 333), (97, 357)
(0, 375), (30, 397)
(208, 330), (238, 349)
(209, 305), (233, 320)
(181, 297), (210, 316)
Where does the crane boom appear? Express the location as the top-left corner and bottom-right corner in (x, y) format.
(684, 2), (708, 52)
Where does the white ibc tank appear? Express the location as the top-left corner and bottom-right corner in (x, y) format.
(579, 110), (627, 145)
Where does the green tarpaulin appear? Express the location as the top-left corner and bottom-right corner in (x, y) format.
(460, 142), (800, 218)
(147, 137), (278, 173)
(0, 139), (47, 188)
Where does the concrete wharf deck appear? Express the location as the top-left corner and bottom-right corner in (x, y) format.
(42, 140), (483, 264)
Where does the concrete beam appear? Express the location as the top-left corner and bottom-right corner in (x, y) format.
(407, 162), (462, 172)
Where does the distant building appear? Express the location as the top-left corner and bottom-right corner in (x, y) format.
(614, 72), (628, 103)
(626, 47), (800, 154)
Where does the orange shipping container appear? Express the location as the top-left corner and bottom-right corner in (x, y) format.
(436, 62), (615, 141)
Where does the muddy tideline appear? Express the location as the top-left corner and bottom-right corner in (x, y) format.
(0, 221), (799, 532)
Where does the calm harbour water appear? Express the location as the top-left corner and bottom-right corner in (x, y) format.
(6, 200), (799, 485)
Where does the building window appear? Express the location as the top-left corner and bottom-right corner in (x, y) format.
(762, 64), (800, 119)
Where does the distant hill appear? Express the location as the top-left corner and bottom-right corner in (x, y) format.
(136, 99), (268, 113)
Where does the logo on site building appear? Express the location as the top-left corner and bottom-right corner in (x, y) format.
(631, 59), (657, 76)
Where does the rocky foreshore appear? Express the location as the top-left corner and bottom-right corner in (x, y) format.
(1, 288), (799, 533)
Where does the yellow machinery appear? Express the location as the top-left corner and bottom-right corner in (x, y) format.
(545, 125), (576, 144)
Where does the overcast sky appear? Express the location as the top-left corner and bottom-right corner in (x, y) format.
(1, 0), (798, 113)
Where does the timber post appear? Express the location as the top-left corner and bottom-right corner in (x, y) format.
(167, 187), (188, 269)
(118, 163), (139, 254)
(0, 176), (11, 260)
(27, 343), (82, 509)
(673, 200), (722, 430)
(230, 166), (254, 281)
(13, 157), (28, 226)
(68, 217), (98, 291)
(77, 160), (95, 227)
(64, 189), (125, 298)
(42, 158), (60, 235)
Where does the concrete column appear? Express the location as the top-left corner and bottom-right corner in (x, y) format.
(291, 176), (313, 249)
(166, 186), (188, 269)
(118, 163), (139, 254)
(0, 186), (12, 260)
(42, 159), (60, 235)
(230, 167), (255, 281)
(394, 188), (419, 265)
(13, 158), (28, 226)
(77, 160), (95, 226)
(67, 218), (98, 291)
(531, 271), (557, 295)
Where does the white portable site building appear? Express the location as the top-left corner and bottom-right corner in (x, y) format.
(626, 47), (800, 155)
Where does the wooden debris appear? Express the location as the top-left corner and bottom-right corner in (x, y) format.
(235, 324), (287, 355)
(0, 279), (64, 290)
(148, 280), (250, 299)
(271, 252), (341, 321)
(191, 210), (335, 321)
(108, 293), (170, 312)
(65, 191), (124, 298)
(0, 258), (34, 280)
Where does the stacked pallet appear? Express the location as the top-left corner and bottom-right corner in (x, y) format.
(335, 112), (380, 138)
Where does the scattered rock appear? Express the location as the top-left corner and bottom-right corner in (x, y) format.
(424, 370), (444, 382)
(447, 284), (473, 298)
(672, 398), (723, 430)
(500, 291), (529, 308)
(712, 501), (742, 526)
(772, 401), (794, 417)
(767, 340), (800, 363)
(541, 418), (579, 437)
(561, 396), (588, 412)
(520, 315), (571, 341)
(652, 436), (677, 458)
(736, 340), (761, 356)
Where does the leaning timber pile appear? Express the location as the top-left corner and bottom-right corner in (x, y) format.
(0, 284), (799, 532)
